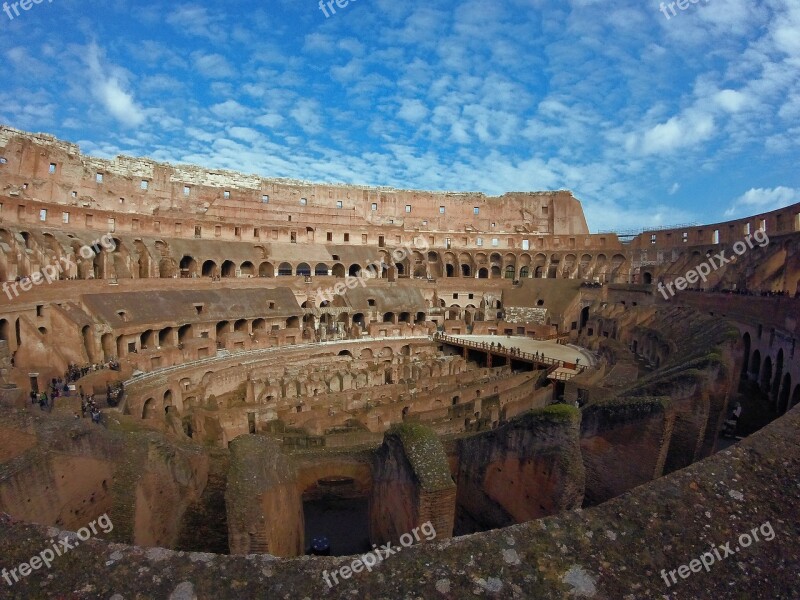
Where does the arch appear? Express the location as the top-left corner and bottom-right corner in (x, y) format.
(771, 349), (784, 400)
(221, 260), (237, 278)
(286, 316), (300, 329)
(750, 349), (761, 378)
(478, 267), (489, 279)
(240, 261), (255, 277)
(519, 266), (529, 278)
(642, 272), (653, 284)
(178, 324), (194, 344)
(252, 318), (266, 332)
(760, 355), (772, 392)
(101, 333), (115, 360)
(259, 262), (275, 277)
(180, 256), (198, 278)
(504, 265), (515, 279)
(383, 312), (395, 323)
(163, 389), (174, 414)
(296, 262), (312, 277)
(81, 325), (95, 362)
(142, 398), (157, 419)
(490, 265), (501, 278)
(349, 264), (362, 277)
(278, 262), (293, 276)
(778, 373), (791, 414)
(0, 319), (9, 343)
(202, 260), (217, 277)
(332, 263), (346, 278)
(314, 263), (329, 276)
(741, 332), (751, 378)
(791, 384), (800, 409)
(234, 319), (248, 333)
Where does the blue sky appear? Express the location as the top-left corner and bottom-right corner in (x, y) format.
(0, 0), (798, 232)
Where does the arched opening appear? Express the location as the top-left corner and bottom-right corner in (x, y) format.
(332, 263), (346, 278)
(642, 271), (653, 284)
(159, 327), (174, 347)
(760, 355), (772, 392)
(278, 262), (293, 276)
(491, 266), (501, 278)
(349, 264), (361, 277)
(461, 264), (471, 277)
(741, 332), (751, 379)
(771, 349), (784, 400)
(478, 268), (489, 279)
(580, 306), (590, 330)
(779, 373), (792, 414)
(234, 319), (248, 333)
(519, 266), (529, 278)
(297, 263), (312, 277)
(82, 325), (95, 362)
(750, 349), (761, 378)
(240, 261), (255, 277)
(180, 256), (198, 278)
(101, 333), (115, 360)
(178, 324), (194, 344)
(142, 398), (157, 419)
(315, 263), (329, 276)
(504, 265), (515, 279)
(0, 319), (9, 343)
(445, 264), (455, 277)
(383, 312), (395, 323)
(202, 260), (217, 277)
(221, 260), (237, 278)
(164, 390), (174, 414)
(259, 262), (275, 277)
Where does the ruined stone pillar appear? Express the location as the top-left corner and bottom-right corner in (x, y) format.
(370, 424), (455, 545)
(226, 436), (304, 557)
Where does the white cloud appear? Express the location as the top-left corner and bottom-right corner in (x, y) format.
(84, 43), (146, 128)
(725, 186), (800, 217)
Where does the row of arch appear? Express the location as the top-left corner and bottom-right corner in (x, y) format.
(742, 332), (799, 415)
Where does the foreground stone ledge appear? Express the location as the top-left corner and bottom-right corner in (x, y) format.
(0, 405), (797, 599)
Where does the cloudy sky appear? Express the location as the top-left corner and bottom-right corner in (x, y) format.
(0, 0), (798, 232)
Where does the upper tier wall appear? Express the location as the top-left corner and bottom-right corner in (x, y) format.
(0, 126), (589, 237)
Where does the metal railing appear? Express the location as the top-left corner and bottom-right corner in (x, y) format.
(433, 333), (587, 374)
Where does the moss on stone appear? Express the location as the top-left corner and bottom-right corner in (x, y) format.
(388, 423), (454, 492)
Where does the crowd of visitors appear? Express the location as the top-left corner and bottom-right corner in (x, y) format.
(65, 359), (120, 382)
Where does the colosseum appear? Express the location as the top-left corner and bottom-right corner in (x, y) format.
(0, 125), (797, 599)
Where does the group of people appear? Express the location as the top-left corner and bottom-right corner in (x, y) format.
(78, 392), (103, 424)
(65, 359), (120, 382)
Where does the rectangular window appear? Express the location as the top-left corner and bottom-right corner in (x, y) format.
(713, 230), (720, 244)
(194, 226), (202, 239)
(300, 197), (307, 206)
(327, 232), (333, 241)
(132, 219), (139, 231)
(371, 203), (377, 211)
(542, 205), (548, 215)
(453, 293), (459, 299)
(262, 195), (269, 203)
(291, 232), (297, 243)
(108, 218), (115, 232)
(141, 180), (149, 190)
(682, 232), (688, 242)
(154, 221), (160, 232)
(336, 200), (343, 209)
(224, 191), (230, 199)
(96, 173), (103, 183)
(759, 219), (766, 231)
(254, 228), (259, 238)
(651, 234), (657, 244)
(183, 186), (190, 197)
(344, 233), (350, 242)
(71, 191), (77, 198)
(215, 226), (221, 237)
(362, 234), (368, 244)
(405, 205), (412, 213)
(491, 223), (496, 228)
(234, 226), (242, 237)
(62, 212), (69, 224)
(174, 222), (182, 234)
(86, 214), (93, 227)
(491, 238), (499, 247)
(477, 238), (483, 247)
(39, 209), (47, 222)
(48, 163), (56, 174)
(473, 207), (480, 215)
(522, 239), (529, 250)
(439, 206), (445, 214)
